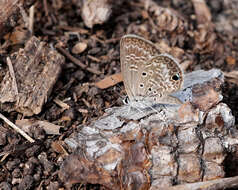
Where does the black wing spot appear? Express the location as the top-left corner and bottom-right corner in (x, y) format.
(172, 73), (180, 81)
(142, 72), (147, 77)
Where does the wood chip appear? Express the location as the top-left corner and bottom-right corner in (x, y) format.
(0, 0), (36, 37)
(94, 73), (123, 89)
(0, 36), (64, 116)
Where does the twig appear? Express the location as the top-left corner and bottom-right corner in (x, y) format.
(17, 3), (29, 28)
(54, 98), (70, 110)
(43, 0), (49, 17)
(6, 57), (19, 98)
(160, 176), (238, 190)
(87, 55), (101, 63)
(56, 46), (101, 75)
(29, 5), (35, 34)
(0, 113), (35, 143)
(91, 35), (120, 44)
(56, 25), (89, 34)
(0, 152), (10, 162)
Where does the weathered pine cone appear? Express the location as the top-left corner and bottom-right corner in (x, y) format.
(59, 69), (237, 190)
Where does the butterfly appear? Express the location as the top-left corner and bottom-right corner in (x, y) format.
(120, 34), (184, 108)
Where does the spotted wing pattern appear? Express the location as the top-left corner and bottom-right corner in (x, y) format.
(120, 34), (184, 104)
(120, 34), (159, 100)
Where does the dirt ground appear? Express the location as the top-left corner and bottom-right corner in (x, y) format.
(1, 0), (238, 189)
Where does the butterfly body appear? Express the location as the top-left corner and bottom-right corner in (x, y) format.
(120, 34), (184, 106)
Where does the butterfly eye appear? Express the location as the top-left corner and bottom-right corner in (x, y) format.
(172, 73), (180, 81)
(148, 87), (152, 92)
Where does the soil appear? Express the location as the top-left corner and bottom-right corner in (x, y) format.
(1, 0), (238, 189)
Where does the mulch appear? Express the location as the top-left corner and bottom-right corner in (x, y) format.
(1, 0), (238, 189)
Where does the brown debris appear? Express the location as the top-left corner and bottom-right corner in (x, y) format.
(81, 0), (113, 28)
(0, 36), (64, 116)
(0, 0), (238, 189)
(145, 0), (188, 34)
(16, 119), (62, 135)
(191, 0), (218, 54)
(193, 24), (217, 53)
(191, 0), (212, 25)
(0, 0), (36, 37)
(192, 84), (221, 111)
(80, 0), (125, 28)
(59, 153), (121, 189)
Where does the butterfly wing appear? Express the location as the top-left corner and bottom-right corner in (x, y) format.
(120, 34), (159, 101)
(137, 54), (184, 104)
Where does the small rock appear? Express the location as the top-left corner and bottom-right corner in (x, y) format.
(72, 42), (87, 54)
(0, 170), (6, 181)
(33, 172), (41, 181)
(25, 145), (41, 157)
(18, 175), (34, 190)
(12, 178), (21, 185)
(88, 86), (100, 97)
(12, 168), (21, 178)
(23, 160), (36, 176)
(47, 181), (59, 190)
(72, 70), (85, 81)
(88, 47), (100, 54)
(30, 125), (46, 140)
(33, 165), (42, 181)
(6, 159), (21, 171)
(38, 152), (54, 175)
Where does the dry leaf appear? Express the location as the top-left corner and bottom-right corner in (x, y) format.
(16, 119), (62, 135)
(51, 141), (68, 155)
(95, 73), (122, 89)
(4, 26), (31, 45)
